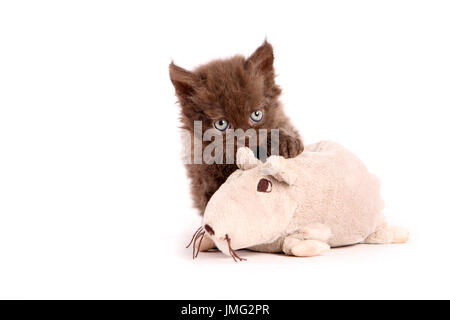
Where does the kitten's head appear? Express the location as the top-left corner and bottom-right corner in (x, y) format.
(169, 41), (283, 136)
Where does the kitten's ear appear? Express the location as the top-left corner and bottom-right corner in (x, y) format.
(246, 41), (281, 98)
(169, 62), (199, 99)
(246, 40), (275, 75)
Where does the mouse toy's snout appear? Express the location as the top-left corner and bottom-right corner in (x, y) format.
(204, 224), (214, 235)
(186, 226), (247, 262)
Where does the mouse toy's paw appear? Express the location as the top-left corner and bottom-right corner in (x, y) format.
(391, 226), (409, 244)
(364, 225), (409, 244)
(291, 240), (330, 257)
(283, 237), (330, 257)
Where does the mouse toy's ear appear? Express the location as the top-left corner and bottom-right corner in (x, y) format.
(236, 147), (261, 170)
(260, 156), (297, 185)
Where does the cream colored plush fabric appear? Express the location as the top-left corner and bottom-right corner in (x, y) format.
(201, 141), (408, 258)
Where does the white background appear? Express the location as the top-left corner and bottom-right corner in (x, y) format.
(1, 1), (449, 299)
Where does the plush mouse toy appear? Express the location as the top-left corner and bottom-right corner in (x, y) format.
(188, 141), (409, 261)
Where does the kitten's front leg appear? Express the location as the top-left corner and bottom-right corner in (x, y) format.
(278, 129), (304, 158)
(268, 127), (304, 158)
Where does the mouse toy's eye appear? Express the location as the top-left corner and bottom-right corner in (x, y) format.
(257, 178), (272, 193)
(214, 119), (229, 131)
(250, 110), (263, 123)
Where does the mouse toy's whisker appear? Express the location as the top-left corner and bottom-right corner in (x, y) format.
(231, 247), (246, 262)
(230, 247), (245, 262)
(195, 232), (205, 258)
(186, 226), (203, 249)
(225, 234), (247, 262)
(192, 230), (205, 259)
(229, 246), (237, 262)
(226, 235), (237, 262)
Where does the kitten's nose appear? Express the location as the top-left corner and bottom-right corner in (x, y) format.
(204, 224), (215, 235)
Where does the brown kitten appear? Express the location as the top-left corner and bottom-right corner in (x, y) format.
(169, 41), (304, 215)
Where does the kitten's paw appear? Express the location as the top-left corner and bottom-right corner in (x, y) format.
(279, 134), (304, 158)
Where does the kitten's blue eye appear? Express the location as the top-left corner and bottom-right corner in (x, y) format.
(214, 119), (229, 131)
(250, 110), (263, 122)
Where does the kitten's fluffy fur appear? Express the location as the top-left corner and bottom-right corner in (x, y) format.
(170, 41), (304, 215)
